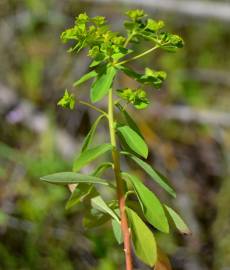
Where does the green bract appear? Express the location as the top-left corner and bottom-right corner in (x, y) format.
(117, 88), (149, 109)
(126, 9), (146, 21)
(141, 68), (167, 88)
(41, 9), (189, 269)
(57, 89), (75, 110)
(61, 13), (126, 61)
(119, 66), (167, 89)
(159, 32), (184, 52)
(146, 19), (165, 32)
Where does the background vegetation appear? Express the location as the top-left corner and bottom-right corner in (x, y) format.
(0, 1), (229, 269)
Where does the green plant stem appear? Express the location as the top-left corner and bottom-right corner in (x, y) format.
(124, 32), (135, 47)
(108, 89), (133, 270)
(79, 100), (108, 116)
(118, 45), (159, 66)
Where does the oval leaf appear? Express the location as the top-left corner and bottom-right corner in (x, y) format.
(164, 205), (191, 235)
(117, 125), (148, 158)
(90, 66), (117, 103)
(81, 114), (105, 152)
(126, 207), (157, 267)
(122, 172), (169, 233)
(91, 195), (120, 223)
(40, 172), (109, 185)
(73, 70), (97, 86)
(116, 103), (144, 139)
(73, 143), (112, 172)
(121, 152), (176, 198)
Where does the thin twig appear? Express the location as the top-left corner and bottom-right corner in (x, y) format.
(79, 100), (108, 116)
(118, 45), (159, 66)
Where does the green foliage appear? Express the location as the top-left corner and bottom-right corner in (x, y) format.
(164, 205), (191, 235)
(57, 89), (75, 109)
(91, 196), (119, 223)
(116, 103), (144, 138)
(119, 66), (167, 89)
(126, 9), (146, 21)
(73, 70), (97, 87)
(159, 33), (184, 52)
(65, 184), (93, 210)
(40, 9), (188, 268)
(117, 125), (148, 158)
(40, 172), (109, 185)
(122, 172), (169, 233)
(141, 68), (167, 88)
(112, 219), (123, 244)
(121, 152), (176, 197)
(123, 9), (184, 50)
(81, 114), (106, 152)
(90, 66), (117, 102)
(73, 143), (112, 172)
(60, 12), (127, 61)
(126, 207), (157, 266)
(117, 88), (149, 109)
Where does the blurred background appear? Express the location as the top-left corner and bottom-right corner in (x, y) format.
(0, 0), (230, 269)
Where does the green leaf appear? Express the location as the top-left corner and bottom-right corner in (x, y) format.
(117, 131), (137, 157)
(65, 184), (93, 210)
(164, 205), (191, 235)
(159, 33), (184, 52)
(40, 172), (109, 185)
(126, 9), (146, 21)
(122, 172), (169, 233)
(111, 46), (129, 61)
(118, 65), (167, 89)
(116, 88), (149, 110)
(121, 152), (176, 198)
(90, 60), (101, 68)
(116, 103), (143, 139)
(83, 208), (110, 229)
(126, 207), (157, 266)
(126, 200), (146, 221)
(60, 13), (90, 53)
(118, 65), (141, 81)
(146, 19), (164, 32)
(140, 68), (167, 89)
(91, 196), (120, 223)
(112, 219), (123, 244)
(91, 162), (113, 177)
(57, 89), (75, 110)
(81, 114), (105, 152)
(90, 66), (117, 102)
(91, 15), (106, 25)
(73, 70), (97, 87)
(73, 143), (112, 172)
(117, 125), (148, 158)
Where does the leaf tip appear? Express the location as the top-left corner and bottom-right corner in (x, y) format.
(182, 228), (192, 236)
(40, 176), (47, 181)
